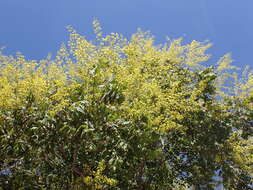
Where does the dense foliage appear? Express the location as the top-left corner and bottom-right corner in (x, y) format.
(0, 21), (252, 189)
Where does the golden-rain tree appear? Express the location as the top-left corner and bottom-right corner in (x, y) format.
(0, 20), (252, 189)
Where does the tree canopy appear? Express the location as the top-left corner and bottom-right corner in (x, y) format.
(0, 21), (252, 189)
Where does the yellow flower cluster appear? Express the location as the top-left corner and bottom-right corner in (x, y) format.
(83, 160), (118, 189)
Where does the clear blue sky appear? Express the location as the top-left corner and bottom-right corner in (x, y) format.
(0, 0), (253, 69)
